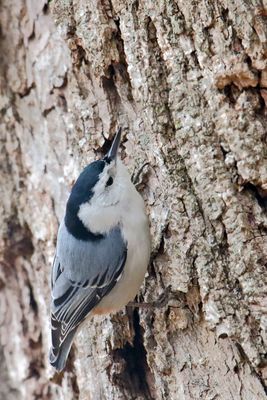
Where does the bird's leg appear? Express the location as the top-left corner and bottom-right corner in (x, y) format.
(127, 285), (172, 309)
(131, 162), (150, 186)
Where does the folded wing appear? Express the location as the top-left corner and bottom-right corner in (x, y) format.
(49, 223), (127, 371)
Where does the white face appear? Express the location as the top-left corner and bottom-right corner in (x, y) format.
(90, 160), (121, 207)
(78, 160), (133, 234)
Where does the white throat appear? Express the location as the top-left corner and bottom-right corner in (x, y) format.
(78, 160), (142, 235)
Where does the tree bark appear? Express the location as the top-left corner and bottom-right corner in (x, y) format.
(0, 0), (267, 399)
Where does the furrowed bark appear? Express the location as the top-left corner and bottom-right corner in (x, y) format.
(0, 0), (266, 399)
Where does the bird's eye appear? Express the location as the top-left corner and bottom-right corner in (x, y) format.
(106, 176), (113, 187)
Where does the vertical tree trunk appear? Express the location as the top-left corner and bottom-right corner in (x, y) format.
(0, 0), (266, 399)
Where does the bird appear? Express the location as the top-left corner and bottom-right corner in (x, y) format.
(49, 128), (151, 371)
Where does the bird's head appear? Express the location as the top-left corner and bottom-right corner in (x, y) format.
(65, 128), (132, 238)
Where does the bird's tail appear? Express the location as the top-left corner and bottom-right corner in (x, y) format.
(49, 318), (78, 372)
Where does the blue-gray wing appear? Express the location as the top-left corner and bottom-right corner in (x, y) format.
(50, 222), (127, 370)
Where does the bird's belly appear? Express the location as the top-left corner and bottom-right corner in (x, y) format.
(93, 259), (146, 314)
(93, 223), (150, 314)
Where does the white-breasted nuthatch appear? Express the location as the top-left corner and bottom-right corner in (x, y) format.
(49, 129), (151, 371)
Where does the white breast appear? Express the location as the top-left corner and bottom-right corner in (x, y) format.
(93, 196), (150, 314)
(84, 161), (151, 314)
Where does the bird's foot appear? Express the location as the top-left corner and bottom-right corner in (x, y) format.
(127, 285), (172, 310)
(131, 162), (150, 186)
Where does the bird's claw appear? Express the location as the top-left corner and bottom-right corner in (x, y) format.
(127, 285), (172, 310)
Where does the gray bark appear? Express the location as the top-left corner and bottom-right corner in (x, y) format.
(0, 0), (267, 399)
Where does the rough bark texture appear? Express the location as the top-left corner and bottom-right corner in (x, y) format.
(0, 0), (267, 399)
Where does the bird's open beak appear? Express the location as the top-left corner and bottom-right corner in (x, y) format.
(107, 127), (122, 161)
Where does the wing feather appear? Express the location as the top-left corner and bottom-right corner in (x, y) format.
(50, 223), (127, 370)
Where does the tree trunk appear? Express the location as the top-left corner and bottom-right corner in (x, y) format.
(0, 0), (267, 399)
